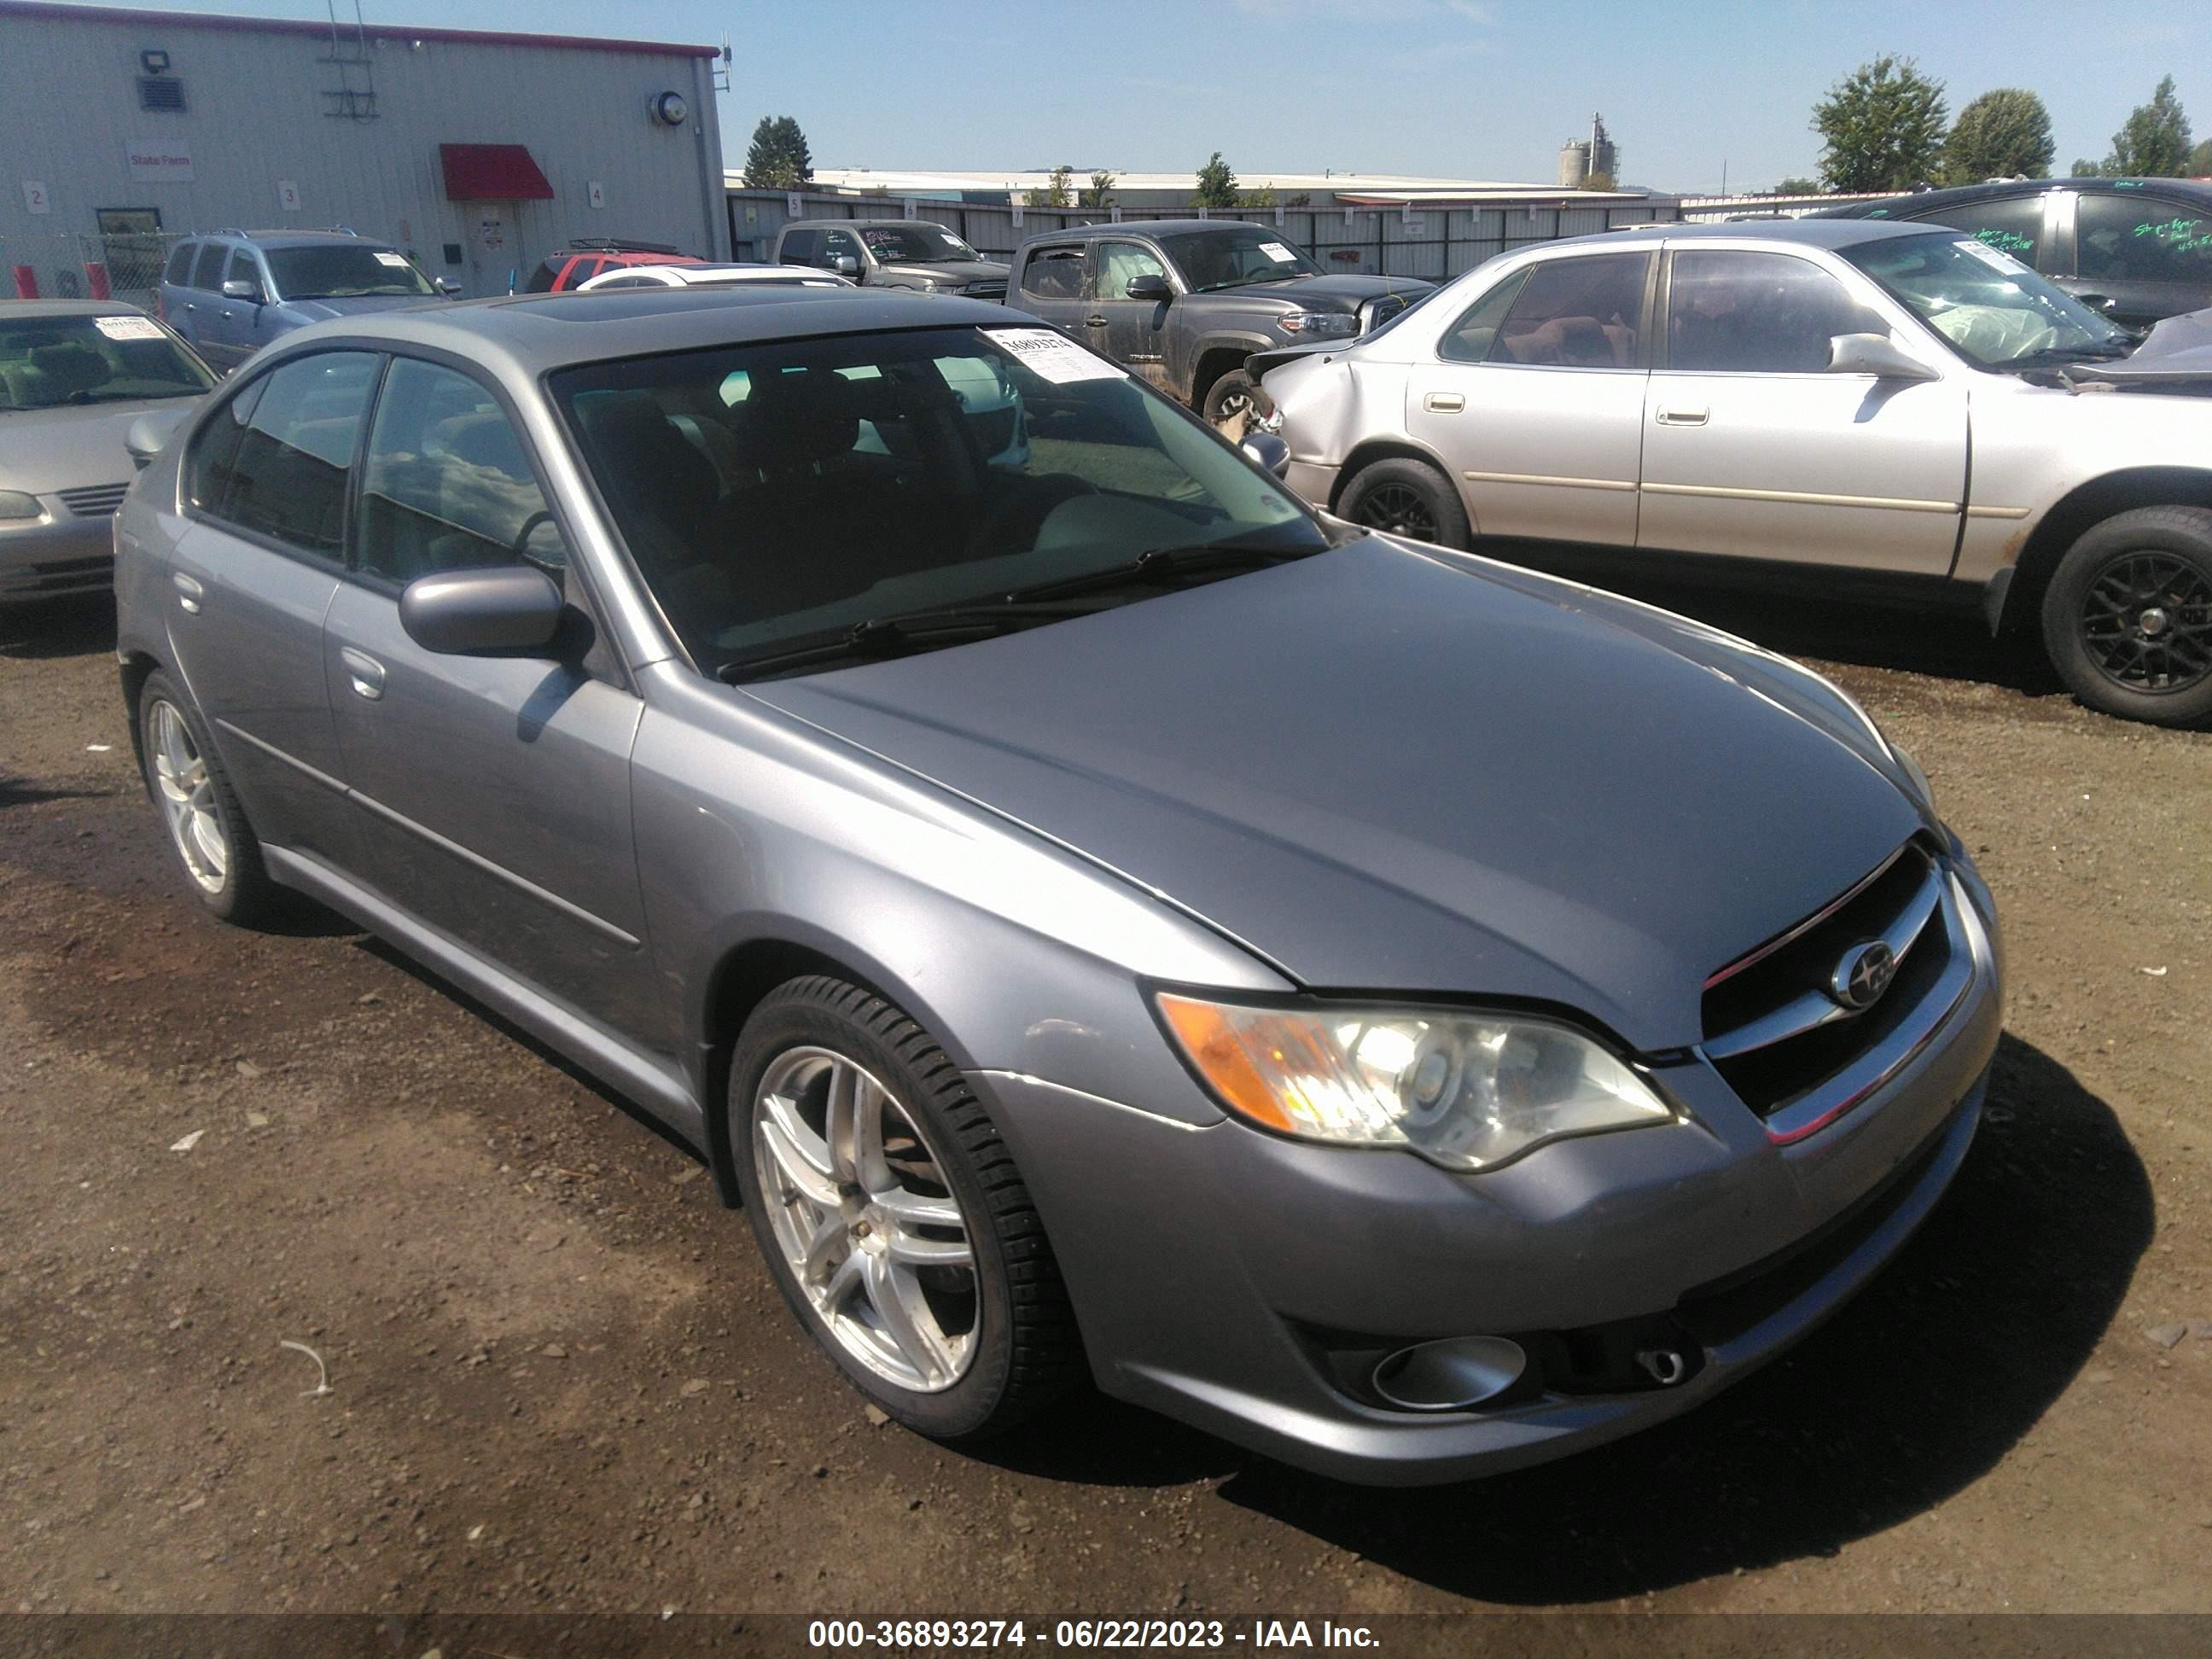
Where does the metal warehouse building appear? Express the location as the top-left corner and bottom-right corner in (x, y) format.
(0, 0), (729, 303)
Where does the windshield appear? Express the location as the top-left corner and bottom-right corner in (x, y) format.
(265, 243), (436, 300)
(1170, 229), (1324, 292)
(0, 313), (212, 410)
(859, 225), (981, 265)
(1843, 232), (2131, 370)
(551, 324), (1325, 673)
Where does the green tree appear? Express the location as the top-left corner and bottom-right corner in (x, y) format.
(1579, 171), (1616, 192)
(1243, 183), (1278, 208)
(2069, 156), (2105, 178)
(2100, 75), (2194, 177)
(2190, 137), (2212, 175)
(1080, 170), (1117, 208)
(1193, 151), (1239, 209)
(1023, 165), (1074, 208)
(1774, 176), (1824, 195)
(1811, 55), (1948, 192)
(741, 115), (813, 189)
(1945, 88), (2055, 183)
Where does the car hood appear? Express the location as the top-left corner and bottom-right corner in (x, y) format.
(1213, 272), (1435, 308)
(278, 294), (443, 322)
(2064, 306), (2212, 393)
(743, 538), (1924, 1051)
(879, 260), (1010, 286)
(0, 397), (202, 492)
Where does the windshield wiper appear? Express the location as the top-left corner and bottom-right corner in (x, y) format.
(1010, 539), (1324, 600)
(2011, 339), (2136, 368)
(717, 601), (1098, 684)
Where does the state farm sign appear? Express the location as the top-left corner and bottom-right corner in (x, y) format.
(125, 141), (194, 183)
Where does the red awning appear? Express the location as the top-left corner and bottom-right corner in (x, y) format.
(439, 144), (554, 202)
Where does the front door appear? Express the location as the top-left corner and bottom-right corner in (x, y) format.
(1086, 239), (1174, 391)
(2066, 190), (2212, 329)
(1404, 249), (1652, 545)
(166, 349), (379, 867)
(469, 205), (515, 296)
(321, 354), (661, 1045)
(1639, 247), (1968, 574)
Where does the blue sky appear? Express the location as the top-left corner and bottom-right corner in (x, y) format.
(51, 0), (2211, 191)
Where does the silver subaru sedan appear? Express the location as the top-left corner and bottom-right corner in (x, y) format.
(112, 287), (2002, 1484)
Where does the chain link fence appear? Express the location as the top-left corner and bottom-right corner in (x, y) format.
(3, 230), (194, 308)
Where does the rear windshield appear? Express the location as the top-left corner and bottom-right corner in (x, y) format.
(265, 244), (436, 300)
(0, 313), (212, 410)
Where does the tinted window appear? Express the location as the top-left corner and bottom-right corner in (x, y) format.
(778, 229), (818, 266)
(522, 259), (561, 294)
(1439, 266), (1531, 362)
(2077, 195), (2212, 283)
(188, 352), (377, 556)
(857, 224), (979, 264)
(265, 243), (434, 300)
(1163, 228), (1322, 291)
(1668, 251), (1882, 373)
(819, 230), (862, 269)
(163, 242), (196, 285)
(1096, 242), (1167, 299)
(1490, 253), (1649, 367)
(1021, 245), (1085, 299)
(222, 247), (264, 296)
(356, 358), (557, 584)
(189, 242), (227, 289)
(1911, 194), (2044, 263)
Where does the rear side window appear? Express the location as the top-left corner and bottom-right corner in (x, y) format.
(2077, 195), (2212, 283)
(1489, 253), (1650, 368)
(163, 242), (197, 285)
(187, 351), (379, 556)
(356, 358), (558, 583)
(522, 259), (560, 294)
(1021, 245), (1085, 299)
(1667, 251), (1885, 373)
(778, 229), (818, 266)
(189, 242), (227, 289)
(1910, 194), (2044, 263)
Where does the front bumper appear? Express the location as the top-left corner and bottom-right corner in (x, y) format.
(0, 502), (117, 600)
(974, 857), (2003, 1486)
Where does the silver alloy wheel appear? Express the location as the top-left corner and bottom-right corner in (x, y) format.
(148, 699), (228, 894)
(751, 1046), (978, 1393)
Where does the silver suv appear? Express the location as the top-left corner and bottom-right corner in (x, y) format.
(1262, 219), (2212, 726)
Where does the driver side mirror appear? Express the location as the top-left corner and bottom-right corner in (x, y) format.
(434, 277), (463, 296)
(1125, 272), (1172, 302)
(220, 278), (262, 304)
(831, 253), (860, 276)
(399, 565), (565, 655)
(1241, 432), (1291, 479)
(1827, 332), (1938, 381)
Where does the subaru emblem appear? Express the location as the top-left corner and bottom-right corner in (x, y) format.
(1831, 940), (1898, 1010)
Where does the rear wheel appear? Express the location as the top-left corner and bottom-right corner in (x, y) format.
(2040, 506), (2212, 727)
(136, 671), (276, 923)
(1339, 457), (1471, 550)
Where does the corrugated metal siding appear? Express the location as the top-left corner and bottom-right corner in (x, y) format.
(0, 9), (725, 298)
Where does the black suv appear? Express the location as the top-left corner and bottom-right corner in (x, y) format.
(1819, 178), (2212, 330)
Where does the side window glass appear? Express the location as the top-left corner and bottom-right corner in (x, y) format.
(819, 230), (861, 270)
(1095, 242), (1167, 300)
(1021, 246), (1085, 299)
(163, 242), (197, 286)
(1491, 253), (1649, 368)
(187, 352), (378, 555)
(357, 358), (559, 585)
(223, 247), (263, 298)
(1440, 266), (1532, 363)
(779, 229), (817, 266)
(190, 242), (228, 289)
(1667, 251), (1881, 373)
(1913, 195), (2043, 263)
(2077, 195), (2212, 282)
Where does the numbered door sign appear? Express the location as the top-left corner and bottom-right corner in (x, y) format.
(276, 179), (301, 212)
(22, 180), (50, 214)
(786, 191), (802, 218)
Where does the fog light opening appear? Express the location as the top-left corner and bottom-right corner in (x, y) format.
(1635, 1347), (1688, 1387)
(1370, 1336), (1528, 1412)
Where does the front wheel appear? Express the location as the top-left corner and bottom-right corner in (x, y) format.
(730, 976), (1082, 1440)
(1200, 369), (1272, 432)
(1338, 456), (1472, 550)
(2040, 506), (2212, 727)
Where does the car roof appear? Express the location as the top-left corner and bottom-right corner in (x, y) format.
(0, 299), (154, 320)
(1561, 218), (1960, 251)
(1820, 176), (2212, 218)
(784, 218), (954, 230)
(259, 286), (1019, 375)
(192, 230), (394, 247)
(1022, 220), (1284, 243)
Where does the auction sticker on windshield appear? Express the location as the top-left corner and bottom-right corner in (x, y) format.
(983, 328), (1126, 384)
(93, 315), (164, 341)
(1259, 242), (1297, 263)
(1956, 239), (2033, 278)
(373, 251), (409, 268)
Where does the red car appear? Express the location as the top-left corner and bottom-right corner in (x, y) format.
(520, 239), (704, 294)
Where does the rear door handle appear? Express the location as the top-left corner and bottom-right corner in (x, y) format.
(1656, 405), (1709, 427)
(1085, 314), (1109, 329)
(1424, 393), (1466, 413)
(171, 572), (203, 614)
(339, 647), (386, 701)
(182, 301), (198, 312)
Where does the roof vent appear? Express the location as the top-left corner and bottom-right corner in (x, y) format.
(137, 75), (186, 112)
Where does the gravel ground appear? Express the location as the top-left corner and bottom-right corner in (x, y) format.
(2, 586), (2208, 1620)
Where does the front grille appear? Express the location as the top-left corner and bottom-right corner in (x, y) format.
(1702, 839), (1959, 1124)
(58, 483), (129, 518)
(963, 281), (1008, 300)
(0, 554), (112, 593)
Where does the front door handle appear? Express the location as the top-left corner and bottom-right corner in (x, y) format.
(182, 301), (198, 312)
(339, 647), (386, 701)
(1424, 392), (1466, 413)
(1085, 314), (1109, 329)
(172, 572), (204, 614)
(1656, 405), (1709, 427)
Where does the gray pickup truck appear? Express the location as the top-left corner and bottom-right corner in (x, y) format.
(1007, 219), (1432, 422)
(772, 219), (1010, 300)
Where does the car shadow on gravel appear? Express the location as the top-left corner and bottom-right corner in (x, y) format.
(1206, 1033), (2150, 1601)
(0, 594), (116, 660)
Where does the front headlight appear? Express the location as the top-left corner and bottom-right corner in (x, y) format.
(1277, 310), (1360, 337)
(1156, 992), (1674, 1171)
(0, 490), (44, 522)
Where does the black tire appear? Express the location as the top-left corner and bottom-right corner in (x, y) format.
(1200, 368), (1272, 428)
(728, 975), (1082, 1441)
(136, 670), (278, 923)
(2040, 506), (2212, 728)
(1339, 456), (1472, 550)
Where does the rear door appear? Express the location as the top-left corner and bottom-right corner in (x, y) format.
(1639, 246), (1967, 573)
(2065, 190), (2212, 329)
(1013, 240), (1088, 334)
(1086, 239), (1175, 390)
(1403, 249), (1653, 545)
(320, 352), (661, 1044)
(177, 241), (234, 368)
(167, 349), (379, 867)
